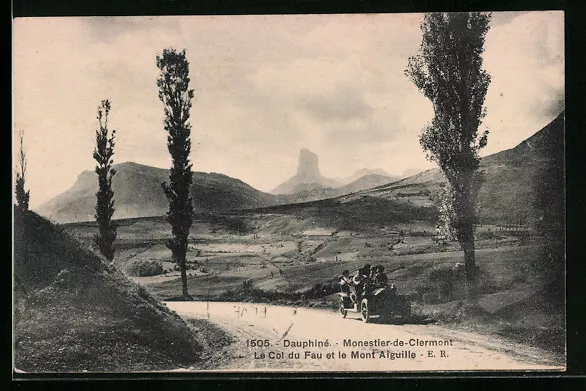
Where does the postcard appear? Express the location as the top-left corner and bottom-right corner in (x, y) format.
(12, 11), (565, 373)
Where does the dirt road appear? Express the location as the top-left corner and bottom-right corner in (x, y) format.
(165, 301), (564, 372)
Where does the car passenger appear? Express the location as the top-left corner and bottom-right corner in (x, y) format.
(339, 269), (352, 294)
(349, 269), (361, 303)
(353, 267), (371, 301)
(362, 264), (372, 277)
(374, 265), (388, 288)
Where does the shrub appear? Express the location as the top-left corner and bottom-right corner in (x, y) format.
(476, 229), (499, 240)
(416, 265), (455, 304)
(125, 260), (164, 277)
(226, 217), (250, 234)
(242, 279), (253, 290)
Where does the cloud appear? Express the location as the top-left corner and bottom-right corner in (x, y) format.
(83, 16), (183, 44)
(298, 85), (373, 121)
(543, 88), (565, 117)
(13, 12), (564, 207)
(481, 11), (564, 154)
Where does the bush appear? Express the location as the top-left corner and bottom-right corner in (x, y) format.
(125, 260), (164, 277)
(476, 229), (500, 240)
(416, 265), (455, 304)
(416, 263), (499, 304)
(242, 279), (253, 290)
(410, 230), (432, 237)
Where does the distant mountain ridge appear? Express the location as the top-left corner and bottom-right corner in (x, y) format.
(36, 162), (280, 223)
(270, 148), (401, 202)
(37, 112), (563, 225)
(36, 159), (402, 223)
(335, 168), (397, 185)
(270, 149), (342, 195)
(338, 111), (565, 224)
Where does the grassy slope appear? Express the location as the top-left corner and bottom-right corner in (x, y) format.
(250, 195), (438, 232)
(334, 111), (565, 225)
(13, 208), (216, 372)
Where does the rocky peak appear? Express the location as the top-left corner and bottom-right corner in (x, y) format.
(296, 148), (321, 180)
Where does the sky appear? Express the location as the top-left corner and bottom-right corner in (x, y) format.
(13, 11), (564, 209)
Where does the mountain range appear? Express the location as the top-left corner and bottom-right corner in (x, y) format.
(336, 168), (396, 185)
(37, 151), (400, 223)
(36, 162), (279, 223)
(270, 148), (342, 194)
(36, 111), (564, 225)
(332, 111), (565, 225)
(269, 148), (400, 202)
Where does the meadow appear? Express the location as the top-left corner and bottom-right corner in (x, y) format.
(63, 209), (563, 356)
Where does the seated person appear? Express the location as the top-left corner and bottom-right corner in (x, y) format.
(351, 269), (366, 303)
(369, 265), (377, 279)
(362, 264), (372, 278)
(339, 269), (352, 294)
(373, 265), (389, 288)
(360, 265), (376, 293)
(357, 266), (375, 296)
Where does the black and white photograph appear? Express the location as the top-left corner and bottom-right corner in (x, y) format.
(12, 11), (565, 373)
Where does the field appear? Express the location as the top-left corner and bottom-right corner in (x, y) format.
(65, 211), (533, 298)
(63, 208), (564, 357)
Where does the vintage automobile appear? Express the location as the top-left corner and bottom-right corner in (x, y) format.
(337, 282), (411, 323)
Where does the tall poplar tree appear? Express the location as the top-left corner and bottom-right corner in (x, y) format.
(93, 100), (117, 262)
(405, 12), (491, 281)
(156, 48), (195, 298)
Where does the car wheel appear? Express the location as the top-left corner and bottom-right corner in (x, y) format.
(361, 299), (369, 323)
(339, 299), (347, 318)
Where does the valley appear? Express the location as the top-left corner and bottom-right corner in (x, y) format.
(63, 206), (565, 360)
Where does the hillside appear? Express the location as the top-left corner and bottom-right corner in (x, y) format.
(250, 193), (438, 232)
(275, 174), (400, 205)
(335, 168), (397, 185)
(338, 112), (565, 224)
(483, 113), (564, 165)
(337, 173), (398, 194)
(37, 162), (279, 223)
(13, 207), (215, 372)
